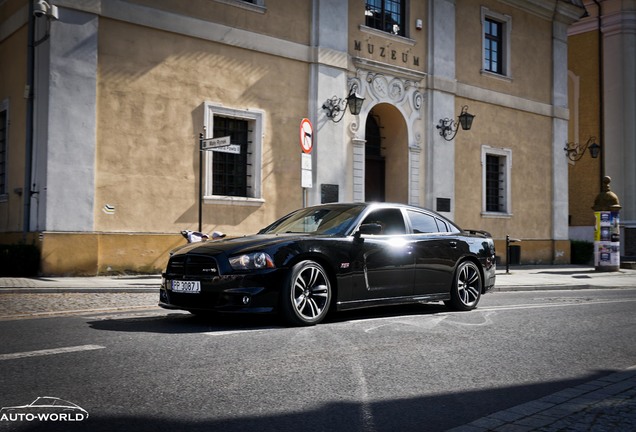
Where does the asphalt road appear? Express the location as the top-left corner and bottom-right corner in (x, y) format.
(1, 288), (635, 432)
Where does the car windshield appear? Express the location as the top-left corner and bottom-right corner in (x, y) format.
(261, 205), (364, 235)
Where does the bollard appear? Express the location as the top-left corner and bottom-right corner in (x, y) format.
(506, 235), (521, 274)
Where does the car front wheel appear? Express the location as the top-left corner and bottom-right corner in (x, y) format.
(445, 261), (482, 311)
(282, 260), (331, 326)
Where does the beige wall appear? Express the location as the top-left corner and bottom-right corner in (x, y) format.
(456, 0), (552, 104)
(95, 17), (310, 236)
(130, 0), (311, 46)
(567, 30), (602, 227)
(454, 101), (554, 238)
(0, 20), (28, 232)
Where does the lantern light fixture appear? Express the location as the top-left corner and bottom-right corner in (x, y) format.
(322, 83), (365, 123)
(564, 136), (601, 161)
(436, 105), (475, 141)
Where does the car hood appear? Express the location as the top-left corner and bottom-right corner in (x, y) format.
(172, 233), (320, 256)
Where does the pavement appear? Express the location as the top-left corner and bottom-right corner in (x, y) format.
(1, 265), (635, 431)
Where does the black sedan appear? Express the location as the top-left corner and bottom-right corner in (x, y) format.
(160, 203), (496, 326)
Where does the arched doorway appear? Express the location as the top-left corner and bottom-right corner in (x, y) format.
(364, 104), (409, 203)
(365, 114), (385, 202)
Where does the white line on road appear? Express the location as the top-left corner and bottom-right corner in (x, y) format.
(0, 345), (105, 361)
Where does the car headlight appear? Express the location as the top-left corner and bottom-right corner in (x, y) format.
(229, 252), (275, 270)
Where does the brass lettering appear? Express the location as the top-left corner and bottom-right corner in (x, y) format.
(380, 47), (385, 57)
(355, 40), (361, 51)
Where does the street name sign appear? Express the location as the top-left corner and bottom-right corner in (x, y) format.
(201, 135), (231, 150)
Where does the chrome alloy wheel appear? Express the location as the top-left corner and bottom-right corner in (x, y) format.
(284, 260), (331, 325)
(447, 261), (482, 311)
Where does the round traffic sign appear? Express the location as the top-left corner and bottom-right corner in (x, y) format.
(300, 118), (313, 154)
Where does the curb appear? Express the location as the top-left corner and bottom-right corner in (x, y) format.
(0, 287), (159, 294)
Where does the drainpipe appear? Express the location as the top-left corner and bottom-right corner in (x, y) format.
(23, 1), (35, 240)
(593, 0), (605, 186)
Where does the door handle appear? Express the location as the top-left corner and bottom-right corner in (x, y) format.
(449, 241), (457, 248)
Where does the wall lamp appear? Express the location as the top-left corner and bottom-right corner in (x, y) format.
(436, 105), (475, 141)
(564, 136), (601, 161)
(322, 84), (365, 123)
(33, 0), (59, 20)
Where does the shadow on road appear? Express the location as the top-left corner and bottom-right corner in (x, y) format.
(87, 303), (453, 334)
(11, 369), (621, 432)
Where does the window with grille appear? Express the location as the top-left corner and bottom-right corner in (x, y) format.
(365, 0), (405, 36)
(204, 103), (264, 203)
(485, 155), (503, 212)
(212, 117), (248, 197)
(481, 8), (511, 77)
(482, 146), (512, 215)
(0, 102), (7, 197)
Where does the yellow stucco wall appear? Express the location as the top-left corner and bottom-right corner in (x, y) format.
(94, 16), (309, 237)
(456, 0), (552, 104)
(567, 30), (602, 227)
(37, 232), (180, 275)
(0, 20), (28, 232)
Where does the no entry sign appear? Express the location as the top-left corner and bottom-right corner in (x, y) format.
(300, 118), (313, 154)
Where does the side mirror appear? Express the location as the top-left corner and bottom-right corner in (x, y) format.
(355, 223), (383, 238)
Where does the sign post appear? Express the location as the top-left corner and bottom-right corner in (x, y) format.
(198, 132), (234, 231)
(300, 118), (313, 207)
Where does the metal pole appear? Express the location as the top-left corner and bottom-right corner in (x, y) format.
(198, 132), (203, 232)
(506, 235), (510, 274)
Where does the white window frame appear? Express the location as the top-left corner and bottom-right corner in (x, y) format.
(481, 7), (512, 80)
(481, 145), (512, 217)
(203, 102), (265, 206)
(214, 0), (266, 13)
(0, 99), (9, 201)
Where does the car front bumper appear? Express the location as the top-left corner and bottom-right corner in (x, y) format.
(159, 270), (284, 314)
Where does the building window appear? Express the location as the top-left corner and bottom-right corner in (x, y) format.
(211, 117), (248, 197)
(365, 0), (405, 36)
(204, 103), (264, 204)
(482, 146), (512, 216)
(0, 100), (8, 197)
(484, 19), (502, 74)
(481, 8), (511, 77)
(214, 0), (266, 13)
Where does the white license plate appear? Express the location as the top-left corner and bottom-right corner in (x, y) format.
(171, 280), (201, 293)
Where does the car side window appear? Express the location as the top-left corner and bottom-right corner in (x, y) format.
(435, 217), (449, 233)
(361, 209), (406, 235)
(407, 210), (440, 233)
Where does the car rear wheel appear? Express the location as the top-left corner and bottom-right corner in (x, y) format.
(282, 260), (331, 326)
(445, 261), (482, 311)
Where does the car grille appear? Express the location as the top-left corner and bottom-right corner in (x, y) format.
(166, 254), (219, 277)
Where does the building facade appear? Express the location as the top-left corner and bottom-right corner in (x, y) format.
(0, 0), (584, 275)
(567, 0), (636, 259)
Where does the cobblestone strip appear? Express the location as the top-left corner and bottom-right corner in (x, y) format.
(0, 292), (159, 320)
(448, 367), (636, 432)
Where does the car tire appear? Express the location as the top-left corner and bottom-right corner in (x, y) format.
(282, 260), (332, 326)
(445, 261), (482, 311)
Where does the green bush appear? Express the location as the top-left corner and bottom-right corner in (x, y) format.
(0, 244), (40, 276)
(571, 240), (594, 265)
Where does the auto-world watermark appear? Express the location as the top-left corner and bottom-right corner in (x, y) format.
(1, 397), (88, 423)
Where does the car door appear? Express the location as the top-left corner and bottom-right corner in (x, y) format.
(349, 208), (415, 301)
(406, 209), (461, 295)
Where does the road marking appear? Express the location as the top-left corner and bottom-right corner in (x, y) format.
(0, 345), (105, 361)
